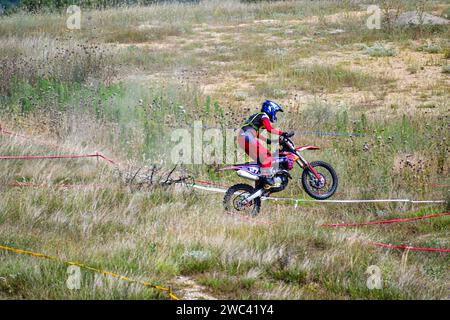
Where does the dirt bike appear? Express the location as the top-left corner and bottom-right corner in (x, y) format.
(221, 133), (338, 216)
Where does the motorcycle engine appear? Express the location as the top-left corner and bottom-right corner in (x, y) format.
(269, 173), (289, 193)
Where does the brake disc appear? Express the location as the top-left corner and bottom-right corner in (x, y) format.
(310, 173), (325, 189)
(234, 194), (250, 210)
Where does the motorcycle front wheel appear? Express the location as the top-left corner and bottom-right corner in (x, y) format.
(223, 183), (261, 216)
(302, 161), (338, 200)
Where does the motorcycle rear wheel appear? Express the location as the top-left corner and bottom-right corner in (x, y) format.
(223, 183), (261, 216)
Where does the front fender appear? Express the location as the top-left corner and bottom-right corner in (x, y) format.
(296, 145), (320, 152)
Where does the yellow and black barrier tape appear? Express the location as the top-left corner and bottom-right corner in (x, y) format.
(0, 244), (180, 300)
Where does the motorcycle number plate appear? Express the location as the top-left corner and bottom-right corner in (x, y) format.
(247, 167), (260, 175)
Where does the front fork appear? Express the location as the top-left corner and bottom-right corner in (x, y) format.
(296, 154), (323, 182)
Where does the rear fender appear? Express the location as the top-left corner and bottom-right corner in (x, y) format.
(220, 165), (260, 174)
(220, 166), (242, 171)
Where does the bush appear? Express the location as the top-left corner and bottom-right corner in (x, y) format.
(443, 48), (450, 59)
(416, 43), (442, 54)
(363, 43), (396, 57)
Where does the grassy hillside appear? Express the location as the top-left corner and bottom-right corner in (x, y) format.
(0, 0), (449, 299)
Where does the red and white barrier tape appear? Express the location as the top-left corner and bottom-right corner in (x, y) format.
(267, 196), (446, 204)
(1, 125), (65, 151)
(323, 213), (450, 253)
(0, 153), (119, 166)
(321, 212), (450, 228)
(0, 154), (99, 160)
(192, 184), (227, 193)
(3, 124), (447, 255)
(12, 177), (445, 252)
(2, 124), (447, 192)
(368, 242), (450, 253)
(192, 181), (449, 253)
(193, 179), (229, 189)
(1, 156), (444, 204)
(191, 183), (445, 204)
(1, 124), (120, 166)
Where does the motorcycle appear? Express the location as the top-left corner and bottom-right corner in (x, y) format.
(221, 133), (338, 216)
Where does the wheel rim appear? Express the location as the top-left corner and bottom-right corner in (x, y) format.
(306, 167), (334, 196)
(229, 190), (255, 215)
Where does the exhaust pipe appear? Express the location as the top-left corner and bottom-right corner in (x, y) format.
(236, 169), (259, 181)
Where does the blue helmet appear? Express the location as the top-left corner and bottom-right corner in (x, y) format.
(261, 100), (284, 123)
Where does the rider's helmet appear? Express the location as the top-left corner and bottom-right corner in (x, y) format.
(261, 100), (284, 123)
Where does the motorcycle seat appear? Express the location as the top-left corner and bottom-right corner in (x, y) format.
(232, 161), (260, 166)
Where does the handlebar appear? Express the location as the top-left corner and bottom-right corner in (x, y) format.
(283, 131), (295, 138)
(279, 131), (296, 151)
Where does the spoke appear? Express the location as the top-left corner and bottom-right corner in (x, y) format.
(308, 167), (334, 195)
(231, 191), (253, 215)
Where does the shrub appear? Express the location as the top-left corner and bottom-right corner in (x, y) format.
(443, 48), (450, 59)
(363, 43), (396, 57)
(416, 43), (442, 54)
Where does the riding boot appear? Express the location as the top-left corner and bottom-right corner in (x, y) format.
(260, 167), (278, 189)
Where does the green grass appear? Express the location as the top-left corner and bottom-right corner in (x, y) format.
(280, 64), (389, 92)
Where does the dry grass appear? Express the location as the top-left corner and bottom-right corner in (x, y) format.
(0, 0), (449, 300)
(0, 140), (448, 299)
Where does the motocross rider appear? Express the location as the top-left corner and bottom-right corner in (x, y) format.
(238, 100), (294, 188)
